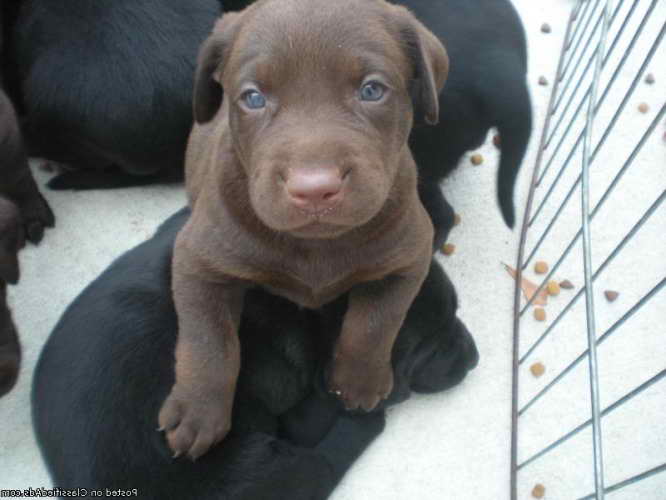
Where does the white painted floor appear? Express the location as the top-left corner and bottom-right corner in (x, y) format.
(1, 1), (664, 498)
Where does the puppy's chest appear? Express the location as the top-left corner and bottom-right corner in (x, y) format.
(256, 255), (390, 309)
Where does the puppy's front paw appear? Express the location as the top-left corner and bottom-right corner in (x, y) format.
(158, 383), (231, 461)
(18, 192), (55, 244)
(328, 357), (393, 412)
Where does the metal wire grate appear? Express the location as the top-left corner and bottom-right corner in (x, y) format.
(510, 0), (665, 498)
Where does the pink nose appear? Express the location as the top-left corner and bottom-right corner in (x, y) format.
(286, 168), (343, 212)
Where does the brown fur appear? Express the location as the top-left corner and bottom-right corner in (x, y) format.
(159, 0), (448, 460)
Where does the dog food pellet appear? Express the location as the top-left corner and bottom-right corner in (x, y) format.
(547, 280), (560, 296)
(470, 153), (484, 166)
(493, 134), (501, 148)
(644, 73), (655, 84)
(442, 243), (456, 256)
(532, 483), (546, 498)
(540, 23), (551, 34)
(604, 290), (619, 302)
(534, 261), (549, 274)
(538, 76), (549, 86)
(530, 362), (546, 377)
(638, 102), (649, 113)
(453, 213), (462, 226)
(534, 308), (546, 321)
(559, 279), (575, 289)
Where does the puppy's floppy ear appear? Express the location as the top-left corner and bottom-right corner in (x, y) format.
(392, 7), (449, 125)
(193, 12), (242, 124)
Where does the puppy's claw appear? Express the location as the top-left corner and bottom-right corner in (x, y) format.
(172, 450), (182, 459)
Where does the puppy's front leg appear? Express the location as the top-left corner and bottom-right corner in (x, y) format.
(159, 238), (245, 461)
(329, 251), (431, 412)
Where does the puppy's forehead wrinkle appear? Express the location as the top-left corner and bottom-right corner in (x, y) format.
(233, 0), (406, 77)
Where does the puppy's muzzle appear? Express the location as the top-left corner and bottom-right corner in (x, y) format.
(285, 167), (346, 216)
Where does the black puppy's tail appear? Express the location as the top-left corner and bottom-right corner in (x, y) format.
(484, 72), (532, 228)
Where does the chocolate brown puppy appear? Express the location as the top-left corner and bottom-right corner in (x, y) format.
(159, 0), (448, 460)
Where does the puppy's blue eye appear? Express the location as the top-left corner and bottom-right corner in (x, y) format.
(359, 81), (385, 101)
(242, 90), (266, 109)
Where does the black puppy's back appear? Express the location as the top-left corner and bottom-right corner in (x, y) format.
(33, 205), (479, 498)
(32, 208), (385, 500)
(13, 0), (223, 189)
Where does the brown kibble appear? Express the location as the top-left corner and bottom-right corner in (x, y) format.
(534, 261), (549, 274)
(559, 279), (575, 290)
(493, 134), (501, 148)
(540, 23), (551, 34)
(532, 483), (546, 498)
(538, 76), (549, 86)
(453, 213), (461, 226)
(442, 243), (456, 256)
(644, 73), (655, 85)
(546, 280), (560, 296)
(604, 290), (619, 302)
(638, 102), (649, 113)
(470, 153), (484, 166)
(534, 308), (546, 321)
(530, 362), (546, 378)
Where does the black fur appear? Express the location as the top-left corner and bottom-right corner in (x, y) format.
(402, 0), (532, 244)
(0, 2), (55, 398)
(12, 0), (224, 189)
(13, 0), (529, 240)
(33, 207), (478, 499)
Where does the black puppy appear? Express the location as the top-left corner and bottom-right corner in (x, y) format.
(33, 208), (478, 499)
(404, 0), (532, 246)
(12, 0), (223, 190)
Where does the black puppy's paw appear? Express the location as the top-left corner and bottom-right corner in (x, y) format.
(17, 191), (55, 244)
(411, 317), (479, 393)
(418, 183), (455, 250)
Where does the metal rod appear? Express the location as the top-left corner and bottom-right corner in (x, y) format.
(523, 17), (664, 267)
(519, 103), (666, 316)
(517, 369), (666, 471)
(542, 0), (635, 159)
(519, 189), (665, 364)
(577, 463), (666, 499)
(519, 277), (665, 416)
(508, 4), (579, 498)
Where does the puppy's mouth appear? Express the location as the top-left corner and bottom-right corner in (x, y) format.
(287, 218), (352, 239)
